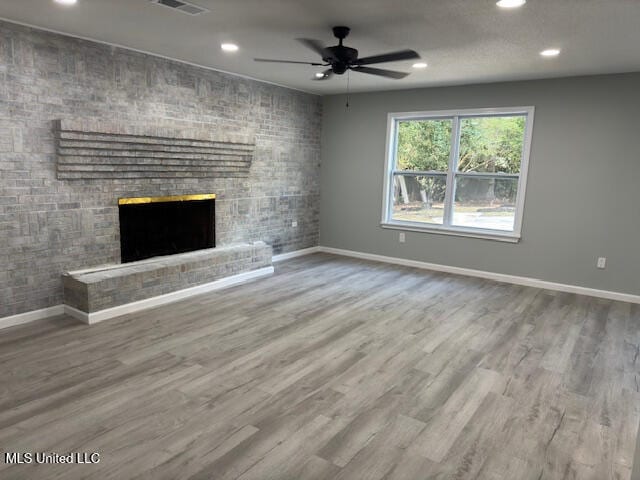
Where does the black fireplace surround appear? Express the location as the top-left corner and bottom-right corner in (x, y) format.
(118, 195), (215, 263)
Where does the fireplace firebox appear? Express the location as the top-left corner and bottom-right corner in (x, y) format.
(118, 194), (215, 263)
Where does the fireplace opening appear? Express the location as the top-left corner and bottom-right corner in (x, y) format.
(118, 194), (215, 263)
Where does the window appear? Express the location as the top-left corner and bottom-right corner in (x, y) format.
(381, 107), (534, 242)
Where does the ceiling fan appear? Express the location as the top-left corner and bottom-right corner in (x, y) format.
(254, 26), (420, 80)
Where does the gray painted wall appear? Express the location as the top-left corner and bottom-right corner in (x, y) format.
(320, 73), (640, 296)
(0, 21), (321, 318)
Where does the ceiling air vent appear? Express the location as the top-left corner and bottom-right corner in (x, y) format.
(150, 0), (209, 16)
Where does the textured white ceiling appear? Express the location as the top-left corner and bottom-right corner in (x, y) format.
(0, 0), (639, 95)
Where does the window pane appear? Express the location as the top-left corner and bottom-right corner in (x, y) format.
(396, 119), (452, 172)
(452, 176), (518, 231)
(392, 175), (446, 225)
(458, 115), (526, 174)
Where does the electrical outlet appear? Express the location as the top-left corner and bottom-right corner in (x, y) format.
(291, 221), (298, 228)
(597, 257), (606, 269)
(399, 232), (406, 243)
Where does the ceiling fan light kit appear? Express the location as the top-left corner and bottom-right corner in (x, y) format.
(254, 26), (420, 81)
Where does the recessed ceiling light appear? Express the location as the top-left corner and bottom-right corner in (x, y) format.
(540, 48), (561, 57)
(221, 43), (239, 52)
(412, 62), (428, 69)
(496, 0), (526, 8)
(54, 0), (77, 5)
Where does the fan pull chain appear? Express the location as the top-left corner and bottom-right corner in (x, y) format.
(346, 70), (350, 108)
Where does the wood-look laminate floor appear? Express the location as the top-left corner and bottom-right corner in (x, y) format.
(1, 253), (639, 480)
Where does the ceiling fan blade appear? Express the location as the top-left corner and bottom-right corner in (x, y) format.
(254, 58), (325, 66)
(312, 69), (334, 81)
(351, 66), (409, 79)
(355, 49), (420, 66)
(297, 38), (337, 61)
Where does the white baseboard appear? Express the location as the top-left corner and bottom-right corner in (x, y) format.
(0, 305), (65, 331)
(64, 266), (275, 325)
(318, 246), (640, 305)
(7, 245), (637, 331)
(272, 247), (321, 262)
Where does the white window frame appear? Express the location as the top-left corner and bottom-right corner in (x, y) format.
(381, 106), (535, 243)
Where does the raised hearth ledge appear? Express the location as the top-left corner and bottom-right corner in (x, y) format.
(64, 267), (273, 325)
(63, 242), (272, 324)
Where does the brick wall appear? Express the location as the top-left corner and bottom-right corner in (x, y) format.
(0, 21), (322, 317)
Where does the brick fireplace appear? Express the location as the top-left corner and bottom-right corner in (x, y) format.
(0, 20), (321, 322)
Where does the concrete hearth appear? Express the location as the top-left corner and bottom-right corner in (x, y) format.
(62, 242), (272, 324)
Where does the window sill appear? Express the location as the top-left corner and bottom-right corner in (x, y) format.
(380, 221), (521, 243)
